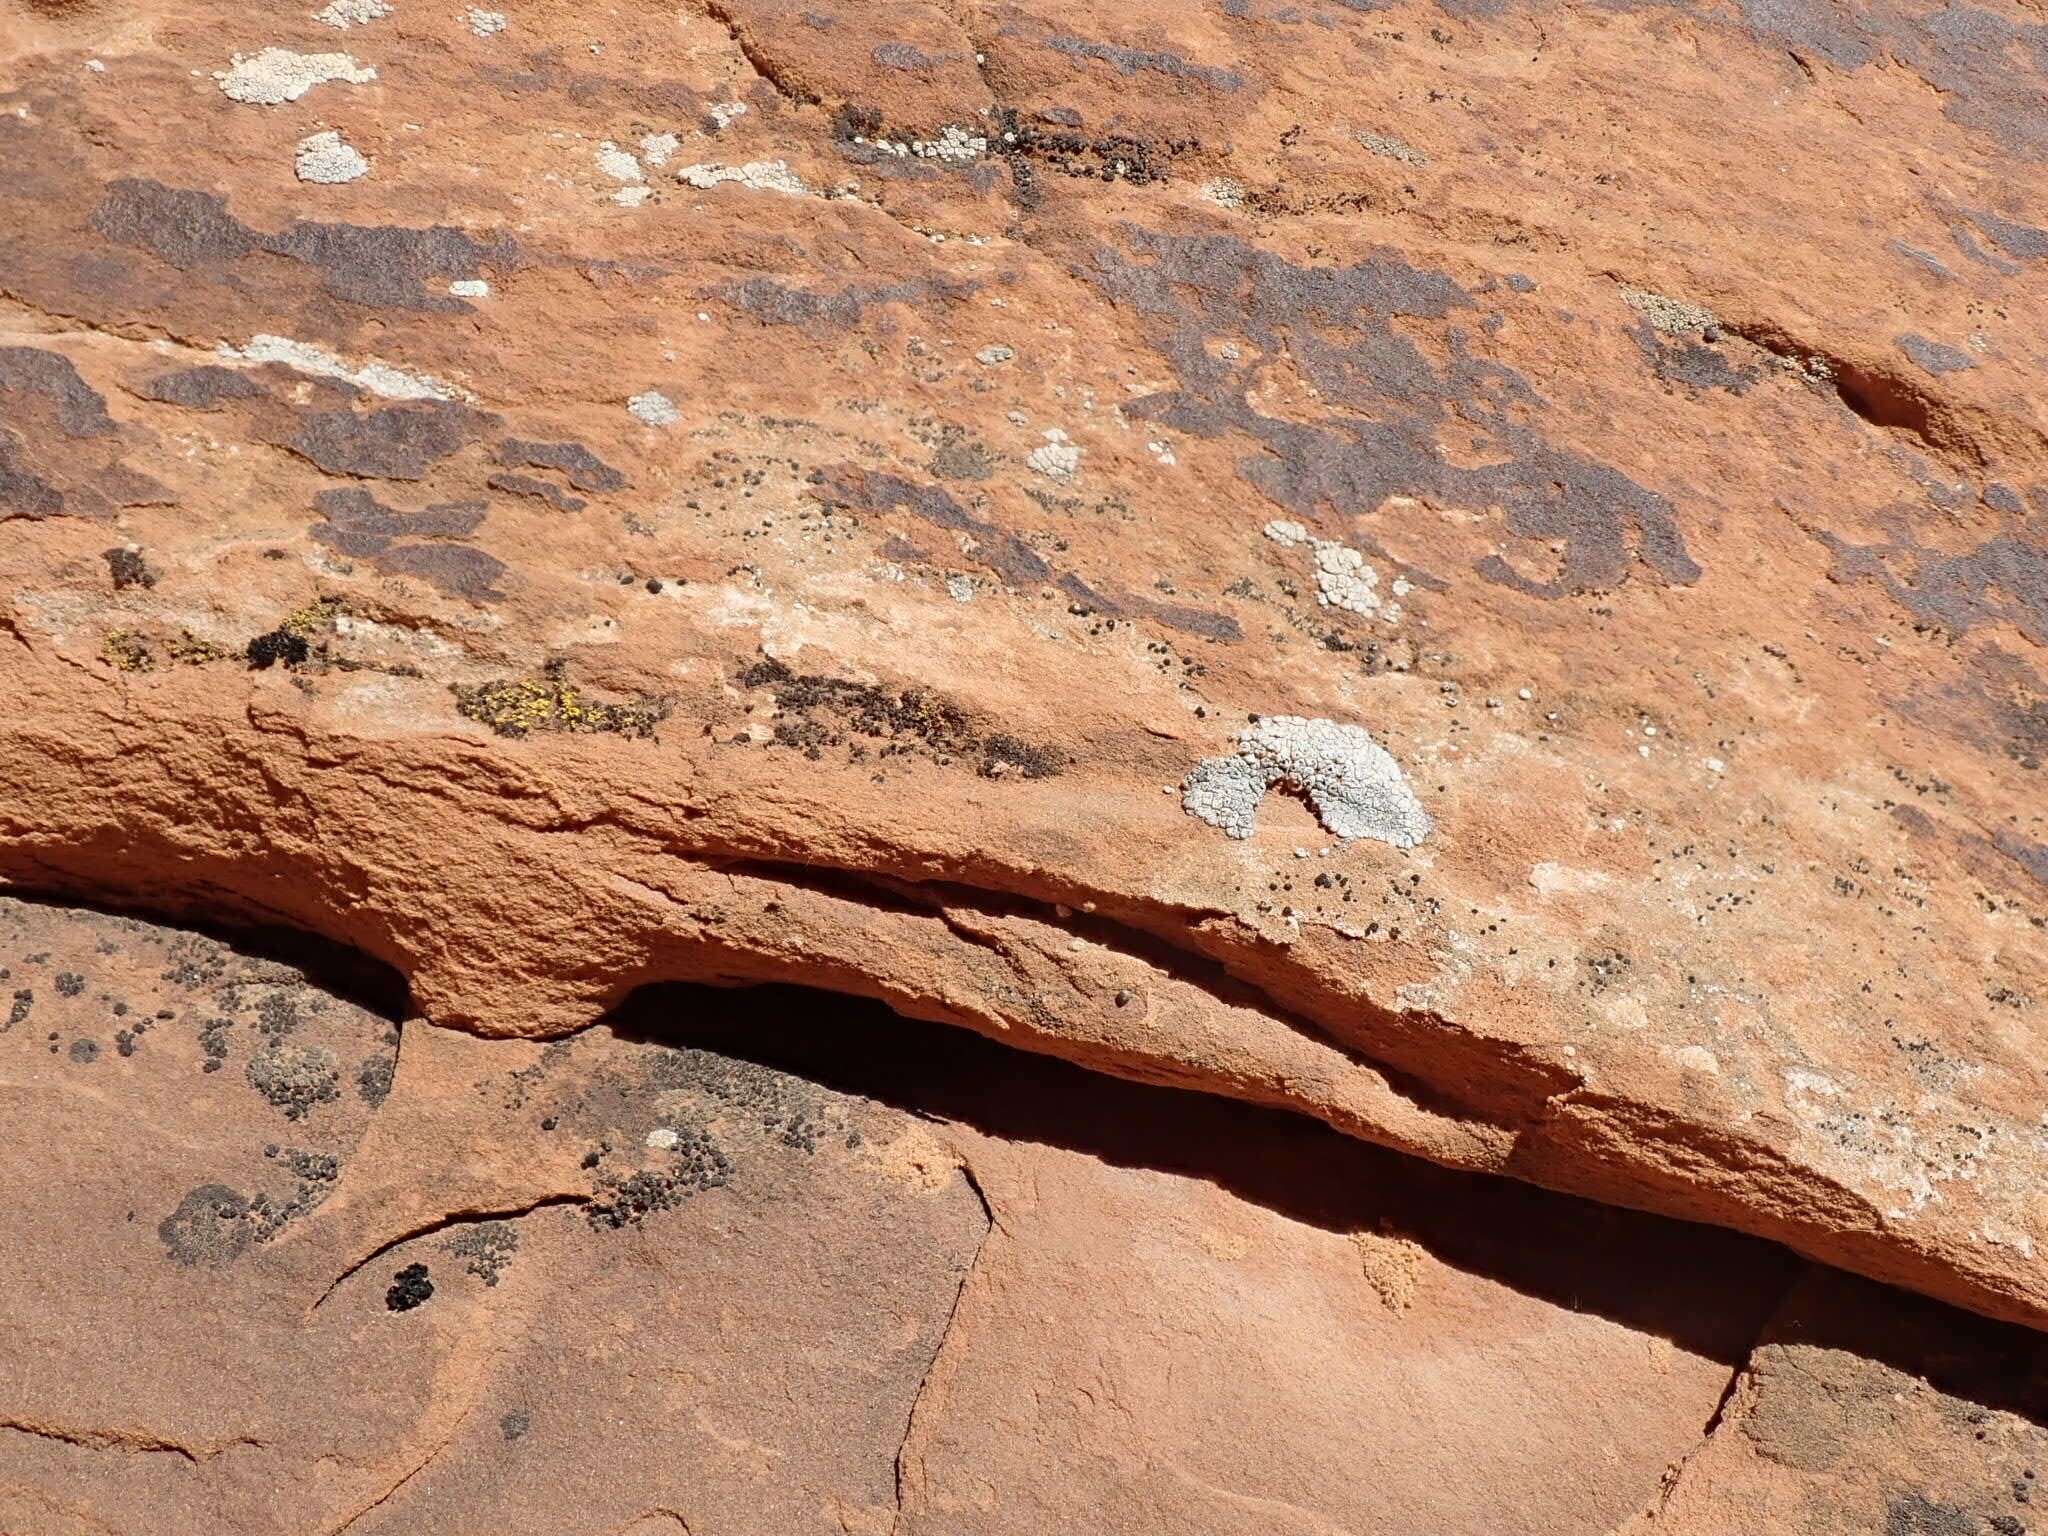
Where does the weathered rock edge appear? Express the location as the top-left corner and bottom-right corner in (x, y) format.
(3, 655), (2041, 1334)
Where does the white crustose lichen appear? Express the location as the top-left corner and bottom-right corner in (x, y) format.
(216, 49), (375, 104)
(1182, 716), (1432, 847)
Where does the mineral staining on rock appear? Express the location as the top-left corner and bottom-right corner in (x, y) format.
(215, 49), (375, 105)
(1183, 716), (1432, 847)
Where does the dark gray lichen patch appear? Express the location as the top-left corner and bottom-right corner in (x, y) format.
(138, 365), (268, 411)
(91, 180), (517, 310)
(156, 1158), (340, 1266)
(357, 1054), (395, 1107)
(104, 546), (157, 589)
(1818, 528), (2047, 645)
(311, 488), (506, 601)
(289, 402), (491, 480)
(586, 1142), (733, 1229)
(1040, 31), (1246, 90)
(0, 347), (116, 437)
(819, 465), (1048, 585)
(0, 428), (66, 520)
(1896, 334), (1976, 375)
(721, 274), (979, 328)
(1629, 319), (1761, 395)
(445, 1221), (519, 1285)
(738, 654), (1063, 777)
(486, 472), (585, 512)
(493, 438), (626, 492)
(159, 1183), (255, 1268)
(314, 487), (488, 551)
(1084, 230), (1701, 599)
(246, 1042), (341, 1120)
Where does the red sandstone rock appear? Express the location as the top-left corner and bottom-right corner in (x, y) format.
(2, 0), (2046, 1520)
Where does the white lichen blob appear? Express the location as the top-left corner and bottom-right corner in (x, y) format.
(1182, 716), (1432, 847)
(627, 390), (679, 427)
(216, 49), (375, 104)
(314, 0), (391, 27)
(294, 129), (369, 184)
(217, 334), (464, 401)
(1026, 428), (1080, 480)
(676, 160), (810, 197)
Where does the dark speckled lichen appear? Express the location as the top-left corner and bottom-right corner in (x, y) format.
(103, 547), (156, 589)
(739, 656), (1063, 778)
(246, 1042), (341, 1119)
(454, 666), (669, 739)
(159, 1183), (254, 1267)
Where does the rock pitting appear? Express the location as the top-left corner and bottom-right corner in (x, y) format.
(2, 0), (2045, 1524)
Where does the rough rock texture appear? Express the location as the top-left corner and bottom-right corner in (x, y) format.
(1, 0), (2045, 1520)
(0, 896), (1799, 1532)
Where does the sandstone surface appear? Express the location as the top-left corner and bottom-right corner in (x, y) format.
(2, 0), (2045, 1523)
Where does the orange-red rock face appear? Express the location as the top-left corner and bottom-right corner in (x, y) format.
(1, 0), (2044, 1521)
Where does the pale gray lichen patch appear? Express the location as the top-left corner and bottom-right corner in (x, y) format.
(638, 132), (679, 168)
(465, 7), (506, 36)
(1026, 428), (1080, 480)
(217, 334), (466, 401)
(1621, 286), (1718, 336)
(295, 129), (369, 184)
(1357, 130), (1426, 165)
(315, 0), (391, 26)
(1183, 716), (1432, 846)
(216, 48), (375, 104)
(1264, 520), (1396, 620)
(677, 160), (811, 196)
(627, 390), (678, 427)
(595, 141), (643, 183)
(448, 278), (489, 298)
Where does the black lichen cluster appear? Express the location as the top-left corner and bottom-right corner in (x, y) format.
(738, 656), (1062, 779)
(445, 1221), (519, 1286)
(246, 1042), (341, 1119)
(386, 1262), (434, 1312)
(103, 547), (157, 590)
(990, 107), (1195, 194)
(586, 1132), (733, 1231)
(246, 628), (310, 670)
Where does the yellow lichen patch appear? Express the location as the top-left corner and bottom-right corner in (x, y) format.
(282, 597), (345, 636)
(102, 631), (155, 672)
(167, 632), (232, 665)
(452, 671), (668, 739)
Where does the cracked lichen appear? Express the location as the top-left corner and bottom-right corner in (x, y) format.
(1182, 715), (1431, 846)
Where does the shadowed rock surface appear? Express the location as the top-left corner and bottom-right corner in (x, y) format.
(1, 0), (2044, 1524)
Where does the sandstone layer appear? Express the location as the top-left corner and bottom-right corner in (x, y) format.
(0, 0), (2045, 1520)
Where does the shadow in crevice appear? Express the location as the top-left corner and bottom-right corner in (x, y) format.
(611, 979), (1797, 1370)
(0, 885), (411, 1022)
